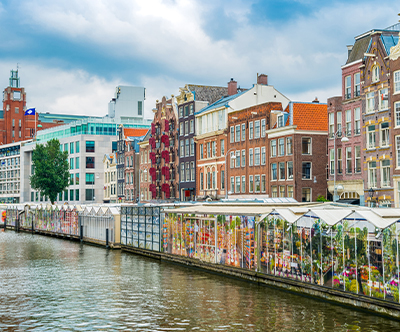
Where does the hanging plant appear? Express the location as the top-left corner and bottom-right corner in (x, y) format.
(149, 167), (156, 180)
(149, 137), (156, 149)
(150, 152), (156, 164)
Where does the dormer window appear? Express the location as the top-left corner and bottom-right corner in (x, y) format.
(277, 115), (284, 128)
(372, 65), (379, 83)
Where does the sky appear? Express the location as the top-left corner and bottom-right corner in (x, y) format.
(0, 0), (398, 120)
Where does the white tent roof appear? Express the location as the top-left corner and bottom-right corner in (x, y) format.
(264, 208), (299, 224)
(296, 209), (353, 227)
(344, 210), (400, 230)
(164, 205), (275, 217)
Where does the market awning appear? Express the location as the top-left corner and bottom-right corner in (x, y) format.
(344, 210), (400, 230)
(296, 209), (353, 227)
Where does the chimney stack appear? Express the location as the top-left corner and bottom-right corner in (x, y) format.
(257, 74), (268, 85)
(312, 97), (319, 103)
(227, 78), (237, 96)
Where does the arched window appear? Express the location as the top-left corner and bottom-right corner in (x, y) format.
(372, 65), (379, 83)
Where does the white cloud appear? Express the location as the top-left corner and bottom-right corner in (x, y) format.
(0, 61), (121, 116)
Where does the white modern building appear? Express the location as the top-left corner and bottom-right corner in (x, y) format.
(108, 86), (152, 125)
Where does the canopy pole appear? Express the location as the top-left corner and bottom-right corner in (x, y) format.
(397, 225), (399, 304)
(342, 221), (345, 292)
(274, 218), (276, 276)
(368, 237), (371, 297)
(354, 217), (358, 294)
(383, 232), (385, 300)
(310, 215), (313, 284)
(301, 227), (303, 282)
(320, 222), (322, 286)
(331, 228), (333, 288)
(266, 219), (269, 274)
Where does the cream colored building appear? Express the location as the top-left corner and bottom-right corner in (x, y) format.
(103, 153), (117, 203)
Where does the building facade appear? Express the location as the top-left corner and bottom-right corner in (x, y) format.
(176, 84), (227, 201)
(138, 130), (151, 202)
(103, 153), (117, 203)
(149, 96), (179, 200)
(0, 141), (23, 203)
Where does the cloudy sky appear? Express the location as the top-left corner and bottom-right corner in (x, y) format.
(0, 0), (398, 119)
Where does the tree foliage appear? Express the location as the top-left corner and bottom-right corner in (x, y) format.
(30, 139), (69, 204)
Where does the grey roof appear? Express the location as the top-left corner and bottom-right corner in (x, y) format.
(346, 34), (371, 64)
(187, 84), (229, 104)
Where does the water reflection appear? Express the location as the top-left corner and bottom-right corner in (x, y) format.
(0, 231), (398, 331)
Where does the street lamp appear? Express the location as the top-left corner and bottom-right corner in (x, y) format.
(225, 148), (237, 200)
(139, 167), (148, 203)
(368, 187), (375, 207)
(333, 131), (349, 202)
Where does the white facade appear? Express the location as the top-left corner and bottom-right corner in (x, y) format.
(103, 153), (117, 203)
(108, 86), (151, 124)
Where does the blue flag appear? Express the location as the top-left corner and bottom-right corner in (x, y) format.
(24, 108), (36, 116)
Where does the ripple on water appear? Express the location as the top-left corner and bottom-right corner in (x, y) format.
(0, 231), (399, 331)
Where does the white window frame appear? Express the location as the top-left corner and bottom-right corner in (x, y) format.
(241, 149), (245, 167)
(379, 88), (388, 111)
(230, 126), (234, 143)
(271, 140), (276, 157)
(372, 65), (379, 83)
(345, 110), (351, 137)
(254, 147), (260, 166)
(249, 121), (253, 140)
(241, 123), (246, 141)
(254, 120), (260, 139)
(261, 146), (266, 165)
(261, 119), (266, 137)
(249, 175), (253, 193)
(368, 161), (377, 188)
(346, 147), (352, 174)
(367, 125), (376, 149)
(355, 145), (361, 173)
(380, 122), (389, 147)
(249, 148), (253, 167)
(286, 137), (292, 155)
(235, 125), (240, 142)
(345, 75), (351, 99)
(354, 73), (360, 97)
(354, 107), (361, 135)
(366, 92), (375, 113)
(381, 160), (390, 187)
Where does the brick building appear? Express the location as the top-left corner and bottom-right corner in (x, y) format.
(149, 96), (179, 200)
(138, 130), (151, 202)
(390, 31), (400, 207)
(176, 84), (227, 201)
(195, 74), (290, 200)
(266, 101), (328, 202)
(227, 102), (282, 197)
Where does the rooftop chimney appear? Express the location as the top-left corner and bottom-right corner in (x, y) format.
(228, 78), (237, 96)
(257, 74), (268, 85)
(312, 97), (319, 103)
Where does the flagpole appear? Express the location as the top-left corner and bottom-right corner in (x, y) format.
(35, 112), (37, 139)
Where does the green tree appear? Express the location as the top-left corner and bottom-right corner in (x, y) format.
(30, 139), (69, 204)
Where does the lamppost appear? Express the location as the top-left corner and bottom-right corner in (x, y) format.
(139, 166), (148, 203)
(225, 148), (237, 200)
(333, 131), (349, 202)
(368, 187), (375, 207)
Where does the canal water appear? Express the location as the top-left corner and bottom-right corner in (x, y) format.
(0, 231), (398, 331)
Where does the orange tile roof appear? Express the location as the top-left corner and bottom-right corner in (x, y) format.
(292, 102), (328, 131)
(123, 128), (149, 138)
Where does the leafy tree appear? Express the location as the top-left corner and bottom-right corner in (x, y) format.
(30, 139), (69, 204)
(316, 195), (329, 202)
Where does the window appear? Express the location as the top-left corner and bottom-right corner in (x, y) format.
(287, 186), (293, 198)
(286, 137), (292, 155)
(279, 186), (285, 197)
(236, 176), (240, 193)
(76, 141), (80, 153)
(12, 119), (15, 127)
(185, 121), (188, 136)
(395, 70), (400, 93)
(86, 173), (94, 185)
(366, 92), (375, 113)
(345, 75), (351, 99)
(86, 141), (95, 153)
(180, 140), (184, 157)
(247, 148), (252, 166)
(190, 138), (195, 156)
(261, 175), (266, 192)
(302, 188), (311, 202)
(200, 143), (203, 159)
(249, 122), (253, 139)
(86, 157), (94, 168)
(287, 161), (293, 179)
(329, 113), (334, 137)
(230, 151), (235, 168)
(279, 162), (285, 180)
(254, 120), (260, 139)
(278, 138), (284, 156)
(138, 101), (143, 116)
(189, 104), (193, 115)
(75, 157), (79, 169)
(235, 125), (240, 142)
(271, 140), (276, 157)
(70, 174), (74, 185)
(70, 189), (74, 201)
(337, 148), (342, 174)
(241, 150), (246, 167)
(235, 150), (240, 168)
(221, 171), (224, 190)
(302, 162), (311, 179)
(76, 173), (80, 185)
(261, 119), (266, 137)
(277, 115), (284, 128)
(221, 139), (225, 156)
(261, 147), (266, 165)
(367, 125), (376, 149)
(397, 137), (400, 168)
(255, 175), (260, 193)
(184, 105), (189, 117)
(180, 122), (184, 136)
(345, 110), (351, 136)
(271, 163), (277, 180)
(254, 147), (260, 166)
(64, 143), (68, 152)
(249, 175), (254, 193)
(354, 73), (360, 97)
(241, 124), (246, 141)
(86, 189), (94, 201)
(185, 139), (189, 157)
(181, 164), (185, 182)
(211, 141), (216, 157)
(230, 176), (234, 193)
(355, 146), (361, 173)
(186, 162), (190, 182)
(379, 88), (388, 110)
(380, 122), (389, 147)
(190, 119), (194, 133)
(70, 142), (74, 154)
(230, 126), (234, 143)
(271, 186), (278, 198)
(302, 138), (311, 155)
(200, 172), (204, 190)
(381, 160), (390, 187)
(337, 112), (342, 135)
(372, 65), (379, 83)
(346, 147), (352, 174)
(242, 175), (246, 193)
(368, 161), (377, 188)
(354, 108), (360, 135)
